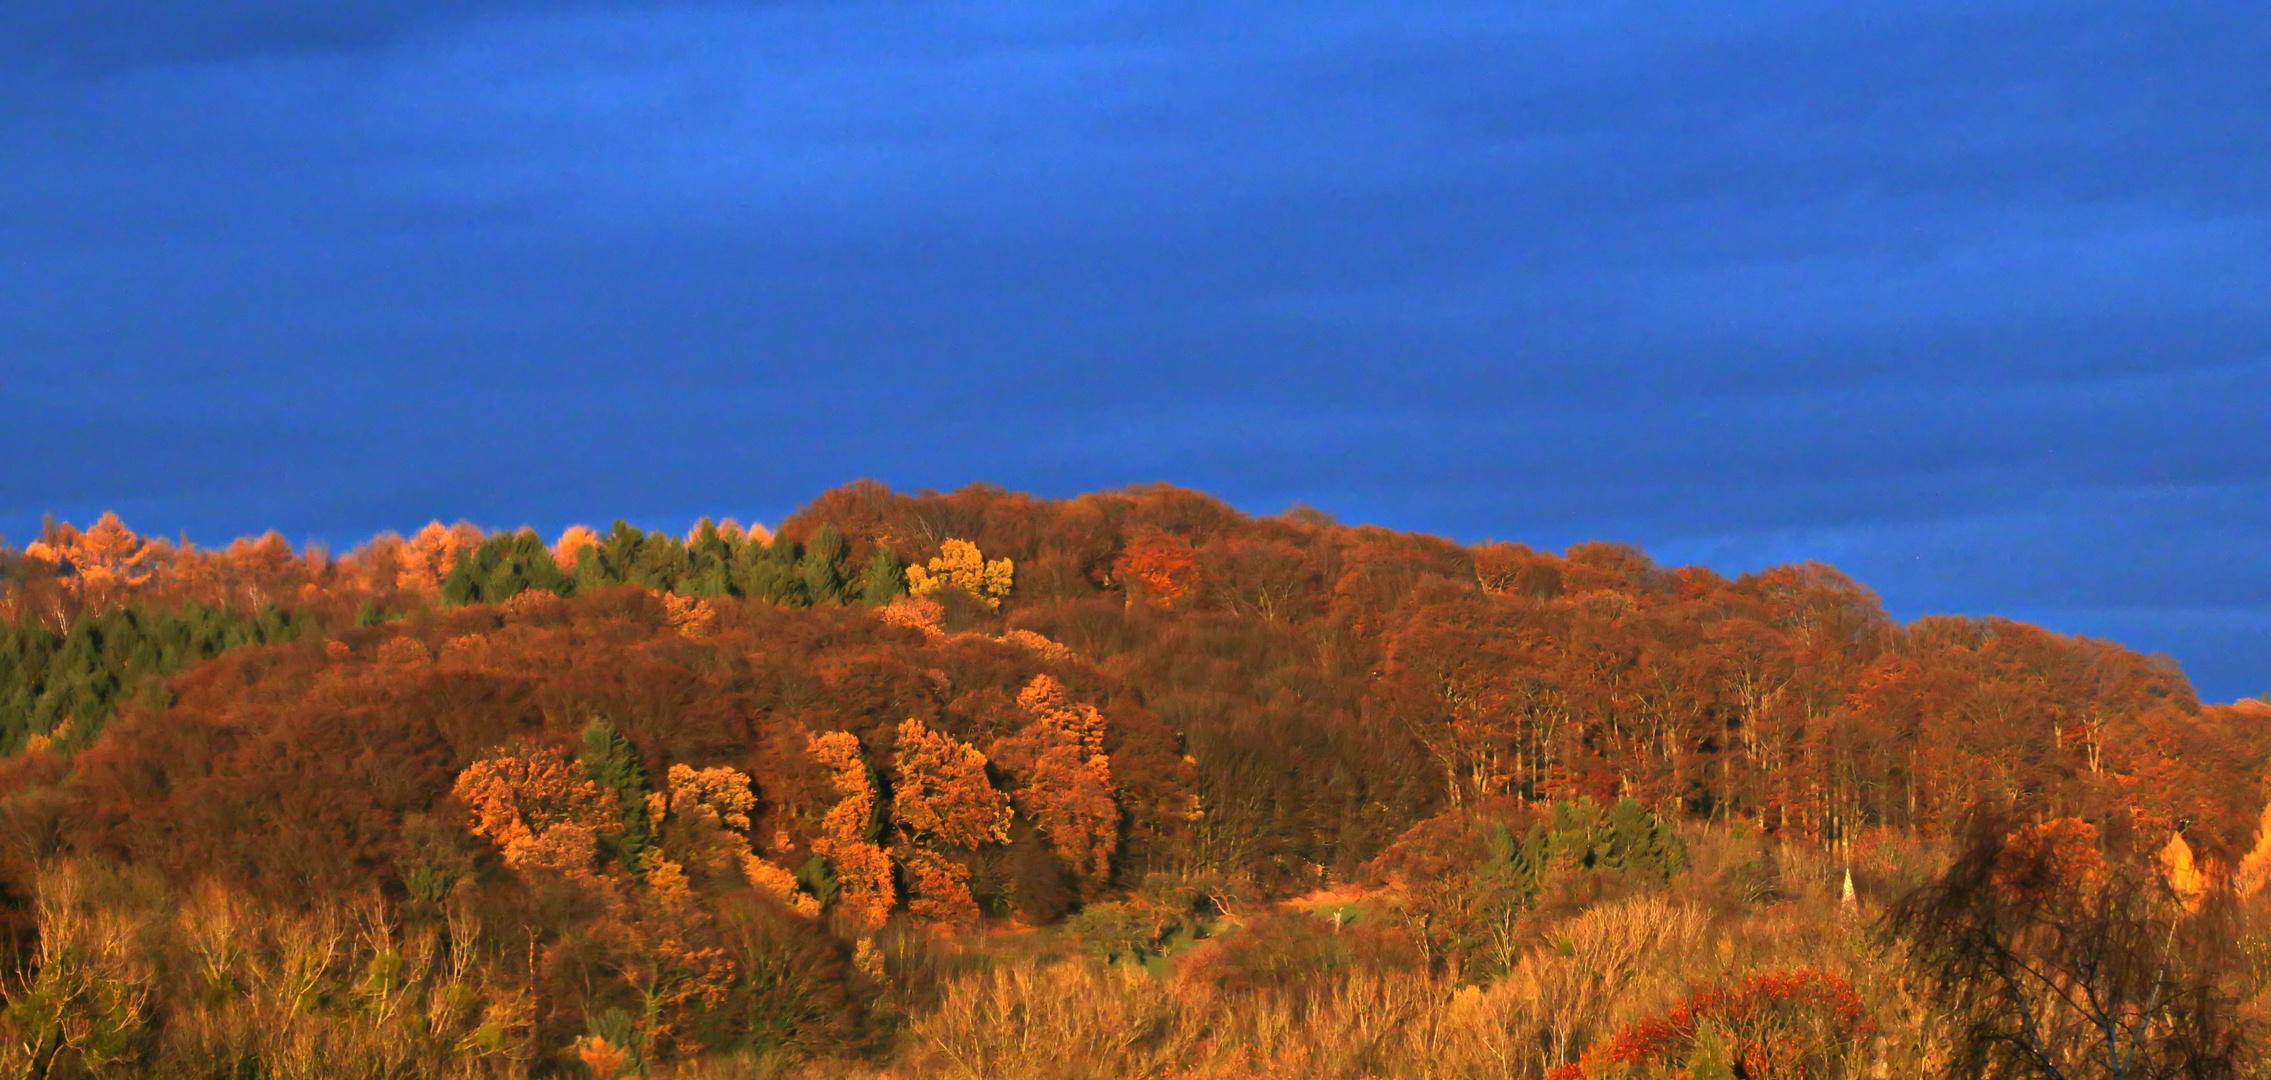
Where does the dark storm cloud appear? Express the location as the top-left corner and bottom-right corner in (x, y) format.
(2, 0), (2267, 696)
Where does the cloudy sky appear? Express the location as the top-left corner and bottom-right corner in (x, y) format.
(3, 1), (2265, 698)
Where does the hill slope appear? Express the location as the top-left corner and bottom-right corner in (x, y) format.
(1, 481), (2264, 1076)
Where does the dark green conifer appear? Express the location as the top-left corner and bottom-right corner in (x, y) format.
(857, 547), (906, 606)
(1601, 796), (1686, 879)
(734, 533), (808, 606)
(0, 602), (300, 753)
(579, 719), (653, 864)
(802, 526), (848, 604)
(683, 518), (735, 597)
(575, 521), (648, 591)
(441, 531), (569, 606)
(630, 530), (691, 593)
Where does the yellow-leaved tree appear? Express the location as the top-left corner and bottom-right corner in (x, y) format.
(904, 538), (1013, 610)
(2237, 798), (2271, 898)
(2158, 831), (2206, 910)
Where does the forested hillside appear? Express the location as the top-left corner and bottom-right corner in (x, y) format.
(1, 481), (2266, 1079)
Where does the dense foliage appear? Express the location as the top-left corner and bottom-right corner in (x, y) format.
(0, 483), (2265, 1078)
(0, 603), (303, 754)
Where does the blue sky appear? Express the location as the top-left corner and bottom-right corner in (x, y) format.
(3, 2), (2266, 699)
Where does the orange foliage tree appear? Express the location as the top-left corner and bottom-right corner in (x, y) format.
(53, 513), (166, 604)
(891, 718), (1011, 849)
(807, 731), (895, 932)
(890, 718), (1011, 926)
(1993, 817), (2110, 906)
(645, 762), (817, 916)
(452, 745), (622, 879)
(992, 675), (1119, 896)
(397, 521), (484, 596)
(553, 525), (601, 572)
(876, 595), (946, 639)
(2235, 797), (2271, 898)
(660, 592), (719, 639)
(217, 531), (313, 608)
(1112, 529), (1199, 607)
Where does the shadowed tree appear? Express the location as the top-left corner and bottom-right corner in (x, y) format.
(1886, 816), (2256, 1080)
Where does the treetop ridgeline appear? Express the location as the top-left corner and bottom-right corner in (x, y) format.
(5, 481), (2258, 855)
(0, 480), (2265, 1077)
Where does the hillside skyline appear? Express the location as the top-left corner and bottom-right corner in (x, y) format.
(6, 484), (2261, 706)
(7, 3), (2265, 700)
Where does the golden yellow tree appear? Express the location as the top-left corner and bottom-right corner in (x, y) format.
(661, 763), (756, 832)
(2237, 800), (2271, 898)
(1014, 675), (1108, 760)
(995, 628), (1073, 661)
(904, 538), (1013, 610)
(659, 592), (718, 639)
(2158, 831), (2206, 910)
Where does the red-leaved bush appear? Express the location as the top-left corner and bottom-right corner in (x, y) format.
(1545, 968), (1873, 1080)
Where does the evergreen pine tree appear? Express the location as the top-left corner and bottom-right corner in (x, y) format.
(575, 521), (648, 591)
(802, 526), (848, 604)
(1601, 796), (1686, 880)
(629, 530), (691, 593)
(857, 546), (906, 606)
(578, 719), (653, 864)
(442, 531), (569, 606)
(796, 855), (839, 909)
(734, 533), (808, 606)
(683, 519), (735, 597)
(1, 602), (299, 751)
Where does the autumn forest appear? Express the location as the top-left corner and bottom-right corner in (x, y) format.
(1, 480), (2267, 1079)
